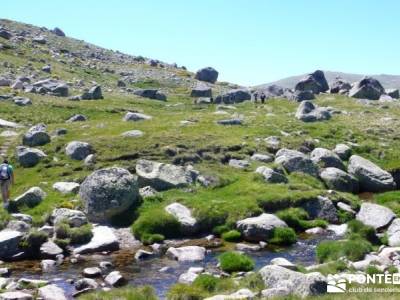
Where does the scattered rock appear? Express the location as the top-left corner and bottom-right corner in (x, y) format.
(195, 67), (218, 83)
(310, 148), (345, 170)
(387, 89), (399, 99)
(330, 78), (351, 94)
(66, 114), (87, 122)
(16, 146), (46, 167)
(65, 141), (94, 160)
(216, 118), (242, 125)
(22, 124), (50, 147)
(52, 182), (80, 194)
(300, 196), (338, 223)
(236, 213), (287, 242)
(191, 84), (212, 97)
(275, 148), (319, 177)
(121, 130), (144, 138)
(139, 186), (158, 198)
(75, 278), (98, 291)
(270, 257), (297, 270)
(0, 230), (24, 260)
(83, 267), (102, 278)
(136, 159), (197, 191)
(215, 89), (251, 104)
(166, 246), (206, 261)
(104, 271), (126, 287)
(295, 101), (331, 122)
(349, 77), (385, 100)
(165, 203), (198, 235)
(14, 187), (46, 207)
(123, 112), (152, 121)
(0, 292), (33, 300)
(356, 203), (395, 230)
(295, 70), (329, 94)
(320, 167), (359, 193)
(387, 218), (400, 246)
(133, 89), (166, 101)
(51, 208), (87, 227)
(333, 144), (351, 160)
(250, 153), (274, 163)
(73, 226), (119, 254)
(255, 166), (287, 183)
(52, 27), (65, 37)
(228, 159), (250, 169)
(40, 241), (63, 259)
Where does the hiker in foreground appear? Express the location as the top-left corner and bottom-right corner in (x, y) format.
(0, 159), (14, 209)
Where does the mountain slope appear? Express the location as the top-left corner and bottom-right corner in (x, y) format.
(257, 71), (400, 89)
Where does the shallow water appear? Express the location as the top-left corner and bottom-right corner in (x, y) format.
(10, 232), (336, 299)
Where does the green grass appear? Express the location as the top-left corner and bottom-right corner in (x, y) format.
(218, 251), (255, 273)
(221, 230), (241, 242)
(316, 238), (372, 263)
(276, 207), (328, 232)
(268, 227), (297, 245)
(55, 221), (93, 245)
(80, 286), (157, 300)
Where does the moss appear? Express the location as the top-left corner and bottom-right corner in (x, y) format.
(20, 229), (48, 250)
(218, 251), (254, 273)
(268, 227), (297, 245)
(212, 224), (231, 236)
(316, 238), (372, 263)
(131, 208), (181, 242)
(141, 233), (165, 245)
(55, 220), (93, 245)
(276, 207), (327, 232)
(221, 230), (241, 242)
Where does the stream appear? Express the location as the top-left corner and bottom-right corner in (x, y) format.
(9, 232), (337, 299)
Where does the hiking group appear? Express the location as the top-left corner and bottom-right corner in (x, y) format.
(0, 159), (14, 210)
(253, 92), (266, 104)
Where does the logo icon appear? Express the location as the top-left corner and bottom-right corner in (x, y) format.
(327, 278), (347, 293)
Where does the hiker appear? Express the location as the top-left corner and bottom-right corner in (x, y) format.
(0, 159), (14, 209)
(253, 92), (258, 103)
(260, 92), (266, 104)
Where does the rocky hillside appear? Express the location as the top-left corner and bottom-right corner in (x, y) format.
(1, 19), (400, 300)
(258, 70), (400, 90)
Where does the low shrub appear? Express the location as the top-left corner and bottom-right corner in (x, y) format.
(316, 238), (372, 263)
(222, 230), (241, 242)
(167, 283), (206, 300)
(366, 265), (382, 275)
(218, 251), (254, 273)
(347, 220), (378, 244)
(55, 220), (93, 245)
(276, 207), (327, 231)
(268, 227), (297, 245)
(212, 224), (230, 236)
(193, 274), (218, 293)
(131, 208), (181, 242)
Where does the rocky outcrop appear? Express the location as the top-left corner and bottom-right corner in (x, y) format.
(356, 203), (395, 230)
(348, 155), (396, 192)
(294, 70), (329, 94)
(236, 213), (287, 242)
(136, 159), (197, 191)
(79, 167), (139, 222)
(349, 77), (385, 100)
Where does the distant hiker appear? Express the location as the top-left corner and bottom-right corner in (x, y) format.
(0, 159), (14, 209)
(210, 97), (214, 104)
(260, 92), (266, 104)
(253, 92), (258, 103)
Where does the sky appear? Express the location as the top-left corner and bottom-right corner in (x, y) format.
(2, 0), (400, 86)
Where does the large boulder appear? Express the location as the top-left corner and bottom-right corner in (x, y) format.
(356, 203), (395, 230)
(320, 167), (359, 193)
(348, 155), (395, 192)
(295, 101), (331, 122)
(166, 246), (206, 261)
(73, 226), (119, 254)
(165, 203), (198, 235)
(294, 70), (329, 94)
(275, 148), (319, 177)
(38, 284), (67, 300)
(214, 89), (251, 104)
(16, 146), (47, 167)
(191, 84), (212, 98)
(259, 265), (327, 297)
(386, 89), (399, 99)
(195, 67), (218, 83)
(333, 144), (351, 160)
(136, 159), (197, 191)
(0, 230), (24, 260)
(299, 196), (338, 223)
(349, 77), (385, 100)
(133, 89), (166, 101)
(22, 124), (50, 147)
(80, 85), (103, 100)
(310, 148), (345, 170)
(236, 213), (287, 242)
(14, 187), (46, 207)
(79, 167), (139, 222)
(65, 141), (93, 160)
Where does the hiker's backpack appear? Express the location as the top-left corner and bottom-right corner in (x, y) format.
(0, 164), (10, 181)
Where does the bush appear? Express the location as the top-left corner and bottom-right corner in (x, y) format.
(81, 286), (157, 300)
(222, 230), (241, 242)
(167, 283), (206, 300)
(54, 238), (70, 250)
(316, 238), (372, 263)
(131, 209), (181, 242)
(268, 227), (297, 245)
(347, 220), (378, 244)
(55, 220), (93, 245)
(141, 233), (165, 245)
(366, 265), (382, 275)
(193, 274), (218, 293)
(21, 229), (48, 250)
(276, 208), (327, 231)
(212, 224), (230, 236)
(218, 251), (254, 273)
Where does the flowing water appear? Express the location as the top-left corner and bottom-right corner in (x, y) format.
(9, 232), (337, 299)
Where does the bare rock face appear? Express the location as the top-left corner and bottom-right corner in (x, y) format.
(79, 167), (139, 222)
(295, 70), (329, 94)
(349, 77), (385, 100)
